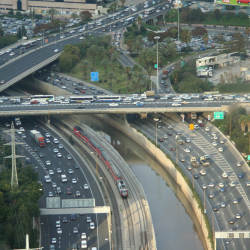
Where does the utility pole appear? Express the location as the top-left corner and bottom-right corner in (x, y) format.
(154, 36), (160, 93)
(4, 122), (24, 190)
(13, 234), (43, 250)
(153, 117), (159, 146)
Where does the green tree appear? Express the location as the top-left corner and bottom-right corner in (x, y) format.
(214, 9), (221, 20)
(180, 29), (191, 43)
(48, 8), (56, 22)
(80, 11), (92, 23)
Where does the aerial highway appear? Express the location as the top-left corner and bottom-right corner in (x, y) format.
(0, 93), (249, 116)
(0, 0), (170, 92)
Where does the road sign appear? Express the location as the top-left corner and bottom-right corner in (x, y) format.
(180, 61), (185, 67)
(154, 63), (158, 69)
(247, 155), (250, 161)
(214, 112), (224, 120)
(90, 72), (99, 82)
(189, 124), (194, 130)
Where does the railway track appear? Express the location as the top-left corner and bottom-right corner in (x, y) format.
(82, 122), (151, 250)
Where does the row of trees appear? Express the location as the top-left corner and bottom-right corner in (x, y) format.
(165, 7), (249, 27)
(0, 137), (42, 249)
(58, 35), (150, 93)
(170, 60), (213, 93)
(213, 107), (250, 154)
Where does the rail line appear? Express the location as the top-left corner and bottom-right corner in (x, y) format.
(84, 124), (150, 249)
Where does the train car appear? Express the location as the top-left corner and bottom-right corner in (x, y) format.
(73, 126), (128, 198)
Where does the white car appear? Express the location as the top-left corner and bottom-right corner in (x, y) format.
(51, 238), (57, 244)
(81, 240), (87, 249)
(218, 147), (223, 152)
(81, 233), (87, 240)
(45, 160), (51, 166)
(84, 183), (89, 190)
(54, 49), (59, 53)
(72, 178), (77, 184)
(90, 222), (95, 230)
(109, 103), (119, 107)
(57, 228), (62, 234)
(53, 138), (59, 144)
(184, 148), (191, 153)
(222, 172), (228, 178)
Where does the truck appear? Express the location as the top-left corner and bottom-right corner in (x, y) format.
(30, 130), (45, 147)
(144, 90), (155, 97)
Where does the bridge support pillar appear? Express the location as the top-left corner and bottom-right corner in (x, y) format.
(47, 115), (50, 125)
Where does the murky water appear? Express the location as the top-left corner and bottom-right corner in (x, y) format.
(76, 116), (204, 250)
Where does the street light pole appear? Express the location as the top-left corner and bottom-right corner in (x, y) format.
(154, 36), (160, 93)
(203, 188), (206, 214)
(153, 117), (159, 146)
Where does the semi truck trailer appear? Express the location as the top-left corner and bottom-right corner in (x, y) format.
(30, 130), (45, 147)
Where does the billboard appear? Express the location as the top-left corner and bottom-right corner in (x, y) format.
(215, 0), (249, 7)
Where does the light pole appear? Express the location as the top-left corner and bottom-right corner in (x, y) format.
(153, 117), (159, 146)
(203, 188), (206, 214)
(154, 36), (160, 93)
(175, 135), (179, 164)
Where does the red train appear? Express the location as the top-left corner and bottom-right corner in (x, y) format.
(237, 0), (249, 4)
(73, 126), (128, 198)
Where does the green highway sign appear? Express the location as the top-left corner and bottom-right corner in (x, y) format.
(214, 112), (224, 120)
(248, 155), (250, 161)
(154, 64), (158, 69)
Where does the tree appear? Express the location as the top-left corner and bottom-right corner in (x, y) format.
(80, 11), (92, 23)
(48, 8), (56, 22)
(0, 25), (4, 37)
(17, 25), (27, 39)
(120, 0), (126, 7)
(180, 29), (191, 43)
(214, 9), (221, 20)
(192, 26), (207, 37)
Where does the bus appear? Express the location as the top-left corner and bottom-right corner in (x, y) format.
(22, 40), (38, 49)
(144, 7), (154, 15)
(30, 95), (54, 102)
(69, 95), (95, 103)
(96, 96), (122, 102)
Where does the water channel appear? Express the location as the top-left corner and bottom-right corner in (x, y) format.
(79, 116), (203, 250)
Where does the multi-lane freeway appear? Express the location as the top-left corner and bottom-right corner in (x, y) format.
(0, 93), (250, 116)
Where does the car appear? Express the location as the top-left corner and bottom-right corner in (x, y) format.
(57, 228), (62, 234)
(44, 175), (51, 183)
(180, 158), (185, 163)
(90, 222), (95, 230)
(246, 181), (250, 187)
(170, 147), (176, 151)
(185, 138), (191, 143)
(67, 154), (72, 160)
(212, 206), (219, 212)
(86, 216), (92, 223)
(202, 184), (207, 190)
(218, 182), (224, 188)
(81, 240), (87, 249)
(81, 233), (87, 240)
(56, 187), (61, 194)
(220, 202), (226, 208)
(73, 227), (78, 234)
(236, 162), (242, 167)
(220, 140), (225, 144)
(49, 170), (54, 175)
(45, 132), (51, 138)
(53, 148), (59, 153)
(66, 188), (72, 195)
(237, 172), (245, 179)
(0, 80), (5, 84)
(199, 169), (206, 176)
(70, 214), (77, 221)
(74, 165), (80, 169)
(68, 168), (74, 174)
(58, 144), (64, 149)
(212, 141), (217, 146)
(62, 216), (68, 223)
(45, 160), (51, 166)
(220, 187), (225, 192)
(56, 168), (62, 173)
(229, 181), (237, 187)
(51, 238), (57, 244)
(187, 165), (192, 171)
(50, 245), (55, 250)
(208, 182), (215, 188)
(109, 103), (119, 107)
(208, 193), (214, 199)
(218, 147), (223, 152)
(48, 191), (53, 197)
(193, 174), (199, 179)
(228, 219), (235, 224)
(163, 134), (168, 139)
(76, 190), (81, 197)
(232, 199), (239, 204)
(158, 137), (164, 142)
(205, 127), (210, 132)
(57, 152), (62, 158)
(52, 182), (57, 188)
(45, 138), (51, 143)
(54, 49), (59, 53)
(235, 213), (241, 219)
(53, 138), (59, 144)
(221, 172), (228, 178)
(39, 153), (44, 158)
(84, 183), (89, 189)
(184, 148), (191, 153)
(72, 178), (77, 184)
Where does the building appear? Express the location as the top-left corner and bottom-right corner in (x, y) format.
(0, 0), (98, 16)
(196, 53), (240, 69)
